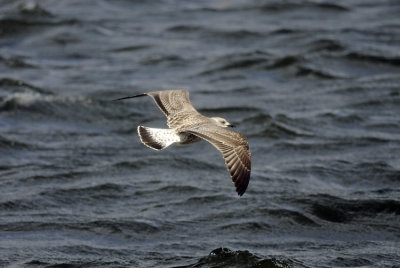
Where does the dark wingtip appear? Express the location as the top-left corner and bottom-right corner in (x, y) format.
(235, 174), (250, 197)
(236, 188), (245, 196)
(112, 93), (147, 101)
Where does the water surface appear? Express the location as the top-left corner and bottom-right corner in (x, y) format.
(1, 0), (400, 267)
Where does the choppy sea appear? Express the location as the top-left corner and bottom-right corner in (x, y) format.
(1, 0), (400, 267)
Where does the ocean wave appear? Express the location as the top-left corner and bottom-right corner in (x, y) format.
(296, 65), (344, 79)
(306, 194), (400, 223)
(0, 18), (37, 36)
(0, 86), (145, 124)
(72, 219), (161, 235)
(276, 136), (393, 152)
(1, 92), (55, 108)
(328, 257), (373, 267)
(19, 170), (90, 183)
(203, 29), (264, 41)
(270, 28), (299, 35)
(0, 16), (78, 36)
(178, 247), (291, 268)
(216, 221), (272, 232)
(108, 44), (152, 53)
(346, 95), (400, 109)
(267, 209), (319, 227)
(16, 1), (54, 17)
(166, 25), (204, 33)
(317, 111), (364, 124)
(346, 51), (400, 66)
(265, 56), (299, 69)
(182, 194), (228, 205)
(197, 51), (269, 76)
(196, 50), (348, 78)
(0, 221), (60, 232)
(40, 182), (132, 202)
(0, 55), (36, 68)
(0, 218), (160, 235)
(167, 23), (264, 41)
(306, 39), (345, 53)
(0, 199), (37, 211)
(0, 77), (49, 93)
(144, 185), (202, 195)
(258, 1), (349, 12)
(0, 91), (93, 120)
(114, 156), (220, 172)
(352, 161), (400, 183)
(7, 183), (134, 211)
(245, 113), (313, 138)
(24, 259), (137, 268)
(0, 134), (32, 149)
(184, 1), (349, 13)
(199, 58), (265, 76)
(1, 0), (400, 266)
(140, 54), (188, 66)
(259, 121), (313, 138)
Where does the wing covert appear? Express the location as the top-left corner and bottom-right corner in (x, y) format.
(147, 90), (198, 117)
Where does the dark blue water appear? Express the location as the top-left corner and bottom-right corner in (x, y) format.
(1, 0), (400, 267)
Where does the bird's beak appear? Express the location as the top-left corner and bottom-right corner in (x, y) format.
(229, 124), (235, 128)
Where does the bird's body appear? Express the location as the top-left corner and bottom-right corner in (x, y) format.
(114, 90), (251, 196)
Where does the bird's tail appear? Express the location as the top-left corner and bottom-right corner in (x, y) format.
(137, 126), (180, 150)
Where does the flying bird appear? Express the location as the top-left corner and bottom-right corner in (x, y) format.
(114, 90), (251, 196)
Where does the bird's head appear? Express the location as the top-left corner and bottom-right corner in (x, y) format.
(211, 117), (235, 128)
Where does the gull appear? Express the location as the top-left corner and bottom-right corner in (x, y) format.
(114, 90), (251, 196)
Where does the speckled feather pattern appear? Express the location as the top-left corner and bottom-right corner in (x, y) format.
(128, 90), (251, 196)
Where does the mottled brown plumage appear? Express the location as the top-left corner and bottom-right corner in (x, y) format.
(114, 90), (251, 196)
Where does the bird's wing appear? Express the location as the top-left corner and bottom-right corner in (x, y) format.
(183, 125), (251, 196)
(113, 90), (200, 128)
(146, 90), (199, 118)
